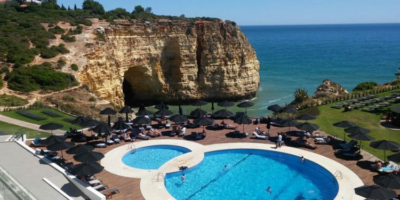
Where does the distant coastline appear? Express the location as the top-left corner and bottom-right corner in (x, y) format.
(240, 22), (400, 27)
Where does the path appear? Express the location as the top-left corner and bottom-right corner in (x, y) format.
(0, 114), (65, 135)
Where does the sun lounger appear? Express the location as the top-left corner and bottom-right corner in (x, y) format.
(137, 134), (149, 140)
(179, 127), (186, 136)
(339, 140), (357, 150)
(101, 188), (119, 198)
(314, 137), (330, 144)
(111, 135), (120, 143)
(31, 137), (45, 146)
(253, 131), (267, 140)
(106, 139), (114, 145)
(165, 121), (171, 128)
(88, 179), (102, 186)
(93, 184), (108, 191)
(95, 143), (107, 148)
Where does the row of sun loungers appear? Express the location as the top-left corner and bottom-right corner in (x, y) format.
(16, 110), (46, 120)
(41, 110), (62, 118)
(87, 179), (119, 198)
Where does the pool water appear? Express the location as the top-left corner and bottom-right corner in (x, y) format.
(165, 149), (338, 200)
(122, 145), (190, 170)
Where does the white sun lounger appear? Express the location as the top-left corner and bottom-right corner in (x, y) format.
(253, 132), (268, 140)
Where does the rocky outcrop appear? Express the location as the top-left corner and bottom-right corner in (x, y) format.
(312, 79), (348, 99)
(80, 20), (260, 106)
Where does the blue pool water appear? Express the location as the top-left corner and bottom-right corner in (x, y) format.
(165, 149), (338, 200)
(122, 145), (190, 170)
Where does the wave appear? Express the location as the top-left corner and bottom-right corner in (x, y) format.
(258, 86), (263, 92)
(268, 95), (292, 103)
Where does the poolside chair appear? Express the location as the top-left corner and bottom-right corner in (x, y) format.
(95, 143), (107, 148)
(88, 179), (102, 186)
(111, 135), (120, 143)
(171, 126), (178, 136)
(252, 131), (268, 140)
(31, 137), (44, 146)
(101, 188), (119, 198)
(339, 140), (358, 150)
(165, 121), (171, 128)
(179, 127), (186, 137)
(106, 139), (115, 145)
(93, 184), (108, 191)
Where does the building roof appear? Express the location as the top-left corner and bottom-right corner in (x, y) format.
(0, 142), (86, 200)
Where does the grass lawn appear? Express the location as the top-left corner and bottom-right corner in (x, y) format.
(311, 90), (400, 161)
(0, 121), (50, 139)
(1, 108), (82, 131)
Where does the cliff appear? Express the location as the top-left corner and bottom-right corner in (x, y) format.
(81, 20), (260, 106)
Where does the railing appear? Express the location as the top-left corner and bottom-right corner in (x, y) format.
(333, 170), (343, 180)
(157, 172), (165, 182)
(126, 143), (136, 153)
(0, 165), (38, 200)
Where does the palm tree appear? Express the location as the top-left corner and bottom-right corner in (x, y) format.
(294, 88), (309, 104)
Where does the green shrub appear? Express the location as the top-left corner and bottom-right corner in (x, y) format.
(61, 34), (76, 42)
(85, 43), (94, 47)
(353, 82), (378, 91)
(0, 94), (29, 106)
(88, 96), (96, 102)
(48, 26), (65, 34)
(0, 78), (3, 89)
(55, 44), (70, 54)
(68, 25), (82, 35)
(62, 95), (75, 102)
(57, 59), (67, 68)
(5, 65), (78, 92)
(70, 64), (78, 71)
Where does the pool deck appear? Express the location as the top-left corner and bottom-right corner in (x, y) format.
(29, 119), (384, 200)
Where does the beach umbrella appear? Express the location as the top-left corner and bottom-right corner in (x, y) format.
(100, 107), (116, 126)
(218, 100), (234, 108)
(42, 135), (66, 146)
(192, 100), (208, 108)
(155, 108), (173, 117)
(296, 122), (319, 132)
(387, 152), (400, 162)
(74, 151), (104, 162)
(169, 114), (188, 124)
(39, 123), (63, 135)
(280, 106), (297, 114)
(348, 132), (374, 149)
(136, 108), (154, 116)
(334, 120), (357, 142)
(71, 116), (89, 125)
(345, 126), (370, 135)
(214, 109), (234, 118)
(194, 117), (214, 131)
(296, 114), (317, 121)
(66, 145), (93, 155)
(47, 141), (75, 158)
(190, 108), (207, 118)
(234, 114), (252, 134)
(119, 106), (133, 122)
(267, 104), (282, 113)
(374, 174), (400, 189)
(92, 123), (112, 142)
(354, 185), (396, 200)
(112, 117), (130, 131)
(237, 101), (254, 113)
(132, 116), (151, 125)
(81, 119), (101, 128)
(154, 102), (169, 110)
(370, 140), (400, 162)
(71, 161), (104, 177)
(281, 119), (299, 131)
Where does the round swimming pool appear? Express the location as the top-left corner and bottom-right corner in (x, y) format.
(165, 149), (339, 200)
(122, 145), (191, 170)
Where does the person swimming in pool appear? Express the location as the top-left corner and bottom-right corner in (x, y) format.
(222, 165), (228, 171)
(181, 174), (185, 182)
(266, 186), (272, 194)
(301, 156), (305, 163)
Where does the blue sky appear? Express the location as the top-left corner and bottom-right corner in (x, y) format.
(57, 0), (400, 25)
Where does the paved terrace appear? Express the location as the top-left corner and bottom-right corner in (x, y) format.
(26, 119), (386, 200)
(0, 142), (86, 200)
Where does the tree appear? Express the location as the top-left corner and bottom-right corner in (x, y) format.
(74, 4), (77, 10)
(293, 88), (309, 104)
(61, 4), (66, 10)
(145, 7), (152, 14)
(82, 0), (105, 15)
(68, 6), (71, 10)
(105, 8), (130, 20)
(132, 5), (144, 14)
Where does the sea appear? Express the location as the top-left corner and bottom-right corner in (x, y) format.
(240, 23), (400, 117)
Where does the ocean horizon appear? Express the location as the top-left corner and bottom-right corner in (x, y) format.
(239, 23), (400, 117)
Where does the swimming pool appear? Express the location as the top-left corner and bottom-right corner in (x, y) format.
(165, 149), (339, 200)
(122, 145), (191, 170)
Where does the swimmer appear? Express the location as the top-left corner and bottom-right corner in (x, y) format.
(301, 156), (305, 163)
(266, 186), (272, 194)
(181, 174), (185, 181)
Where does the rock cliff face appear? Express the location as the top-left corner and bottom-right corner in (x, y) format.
(81, 21), (260, 106)
(312, 79), (348, 98)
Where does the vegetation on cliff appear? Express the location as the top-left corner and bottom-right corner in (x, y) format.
(0, 95), (28, 106)
(353, 81), (378, 91)
(5, 64), (78, 92)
